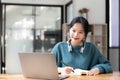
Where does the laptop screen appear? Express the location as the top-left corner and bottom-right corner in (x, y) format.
(19, 53), (59, 80)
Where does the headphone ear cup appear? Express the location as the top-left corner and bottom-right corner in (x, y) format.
(67, 39), (72, 52)
(82, 38), (86, 42)
(80, 47), (84, 53)
(67, 32), (70, 40)
(68, 45), (72, 52)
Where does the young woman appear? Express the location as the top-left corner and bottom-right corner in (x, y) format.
(51, 16), (112, 76)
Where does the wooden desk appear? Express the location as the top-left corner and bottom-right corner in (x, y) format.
(0, 72), (120, 80)
(64, 72), (120, 80)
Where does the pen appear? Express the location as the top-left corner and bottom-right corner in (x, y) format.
(61, 61), (74, 73)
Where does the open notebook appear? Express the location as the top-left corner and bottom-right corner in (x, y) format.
(58, 67), (89, 75)
(19, 53), (69, 80)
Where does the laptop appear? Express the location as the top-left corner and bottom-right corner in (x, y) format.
(19, 53), (69, 80)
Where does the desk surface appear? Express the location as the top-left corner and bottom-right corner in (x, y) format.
(0, 72), (120, 80)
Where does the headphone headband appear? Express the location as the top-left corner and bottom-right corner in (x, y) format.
(67, 39), (85, 53)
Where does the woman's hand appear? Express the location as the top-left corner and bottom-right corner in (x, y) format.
(58, 67), (73, 74)
(64, 66), (74, 74)
(87, 68), (100, 76)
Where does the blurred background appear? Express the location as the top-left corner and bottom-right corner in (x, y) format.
(0, 0), (119, 74)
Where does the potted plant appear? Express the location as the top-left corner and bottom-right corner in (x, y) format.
(79, 8), (89, 19)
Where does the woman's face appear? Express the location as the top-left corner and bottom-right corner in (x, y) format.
(69, 23), (85, 44)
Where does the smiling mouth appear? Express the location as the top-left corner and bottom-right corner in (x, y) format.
(73, 38), (79, 40)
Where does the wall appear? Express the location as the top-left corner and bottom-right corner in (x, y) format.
(73, 0), (105, 24)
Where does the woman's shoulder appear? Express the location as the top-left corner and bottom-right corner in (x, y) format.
(54, 41), (68, 46)
(52, 41), (68, 51)
(86, 42), (96, 48)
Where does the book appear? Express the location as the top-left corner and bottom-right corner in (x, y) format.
(73, 69), (89, 75)
(58, 68), (89, 75)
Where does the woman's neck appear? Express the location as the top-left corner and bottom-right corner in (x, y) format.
(70, 40), (83, 46)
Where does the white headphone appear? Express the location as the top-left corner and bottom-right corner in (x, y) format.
(67, 39), (86, 53)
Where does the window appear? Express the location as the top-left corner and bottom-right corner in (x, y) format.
(1, 4), (63, 73)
